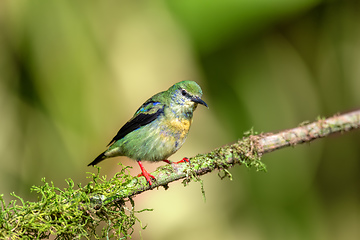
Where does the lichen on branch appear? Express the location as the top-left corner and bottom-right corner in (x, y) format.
(1, 110), (359, 239)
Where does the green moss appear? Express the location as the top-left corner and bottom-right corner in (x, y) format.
(0, 128), (266, 239)
(0, 164), (150, 239)
(180, 128), (266, 201)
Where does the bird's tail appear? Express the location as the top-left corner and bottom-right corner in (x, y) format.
(88, 151), (107, 166)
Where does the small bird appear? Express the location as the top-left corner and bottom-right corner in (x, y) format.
(88, 81), (208, 186)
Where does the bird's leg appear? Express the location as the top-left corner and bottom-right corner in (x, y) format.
(136, 160), (156, 186)
(163, 157), (190, 164)
(175, 157), (190, 164)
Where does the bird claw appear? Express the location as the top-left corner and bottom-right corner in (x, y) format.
(175, 157), (190, 164)
(137, 160), (156, 186)
(163, 157), (190, 165)
(137, 171), (156, 186)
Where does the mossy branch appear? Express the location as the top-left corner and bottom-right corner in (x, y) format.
(1, 110), (359, 239)
(101, 110), (360, 203)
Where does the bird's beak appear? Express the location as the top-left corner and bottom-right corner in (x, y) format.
(191, 97), (208, 108)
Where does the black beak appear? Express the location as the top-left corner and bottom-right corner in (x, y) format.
(191, 97), (208, 108)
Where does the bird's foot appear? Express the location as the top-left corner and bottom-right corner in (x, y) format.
(163, 157), (190, 164)
(137, 171), (156, 186)
(137, 161), (156, 186)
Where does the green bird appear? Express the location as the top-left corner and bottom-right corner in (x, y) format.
(88, 80), (208, 186)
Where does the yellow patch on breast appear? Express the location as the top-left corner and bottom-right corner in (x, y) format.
(169, 118), (191, 138)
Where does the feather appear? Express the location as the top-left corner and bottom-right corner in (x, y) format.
(87, 151), (106, 166)
(107, 101), (165, 146)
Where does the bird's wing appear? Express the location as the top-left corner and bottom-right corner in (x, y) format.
(107, 100), (165, 146)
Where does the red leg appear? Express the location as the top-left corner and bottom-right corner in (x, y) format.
(163, 157), (190, 164)
(137, 160), (156, 186)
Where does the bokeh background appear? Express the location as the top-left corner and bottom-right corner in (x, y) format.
(0, 0), (359, 239)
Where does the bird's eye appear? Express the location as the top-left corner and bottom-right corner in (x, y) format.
(181, 89), (187, 96)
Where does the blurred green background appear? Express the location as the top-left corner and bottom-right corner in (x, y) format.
(0, 0), (359, 239)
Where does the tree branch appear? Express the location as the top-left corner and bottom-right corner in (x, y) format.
(97, 110), (360, 206)
(2, 110), (359, 239)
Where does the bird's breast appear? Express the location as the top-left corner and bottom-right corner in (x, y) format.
(167, 118), (191, 139)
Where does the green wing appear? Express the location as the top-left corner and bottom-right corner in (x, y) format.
(107, 100), (164, 146)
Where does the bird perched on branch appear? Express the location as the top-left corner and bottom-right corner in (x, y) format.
(88, 80), (208, 186)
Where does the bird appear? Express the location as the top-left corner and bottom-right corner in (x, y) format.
(88, 80), (208, 186)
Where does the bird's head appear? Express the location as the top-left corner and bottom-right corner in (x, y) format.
(167, 81), (208, 113)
